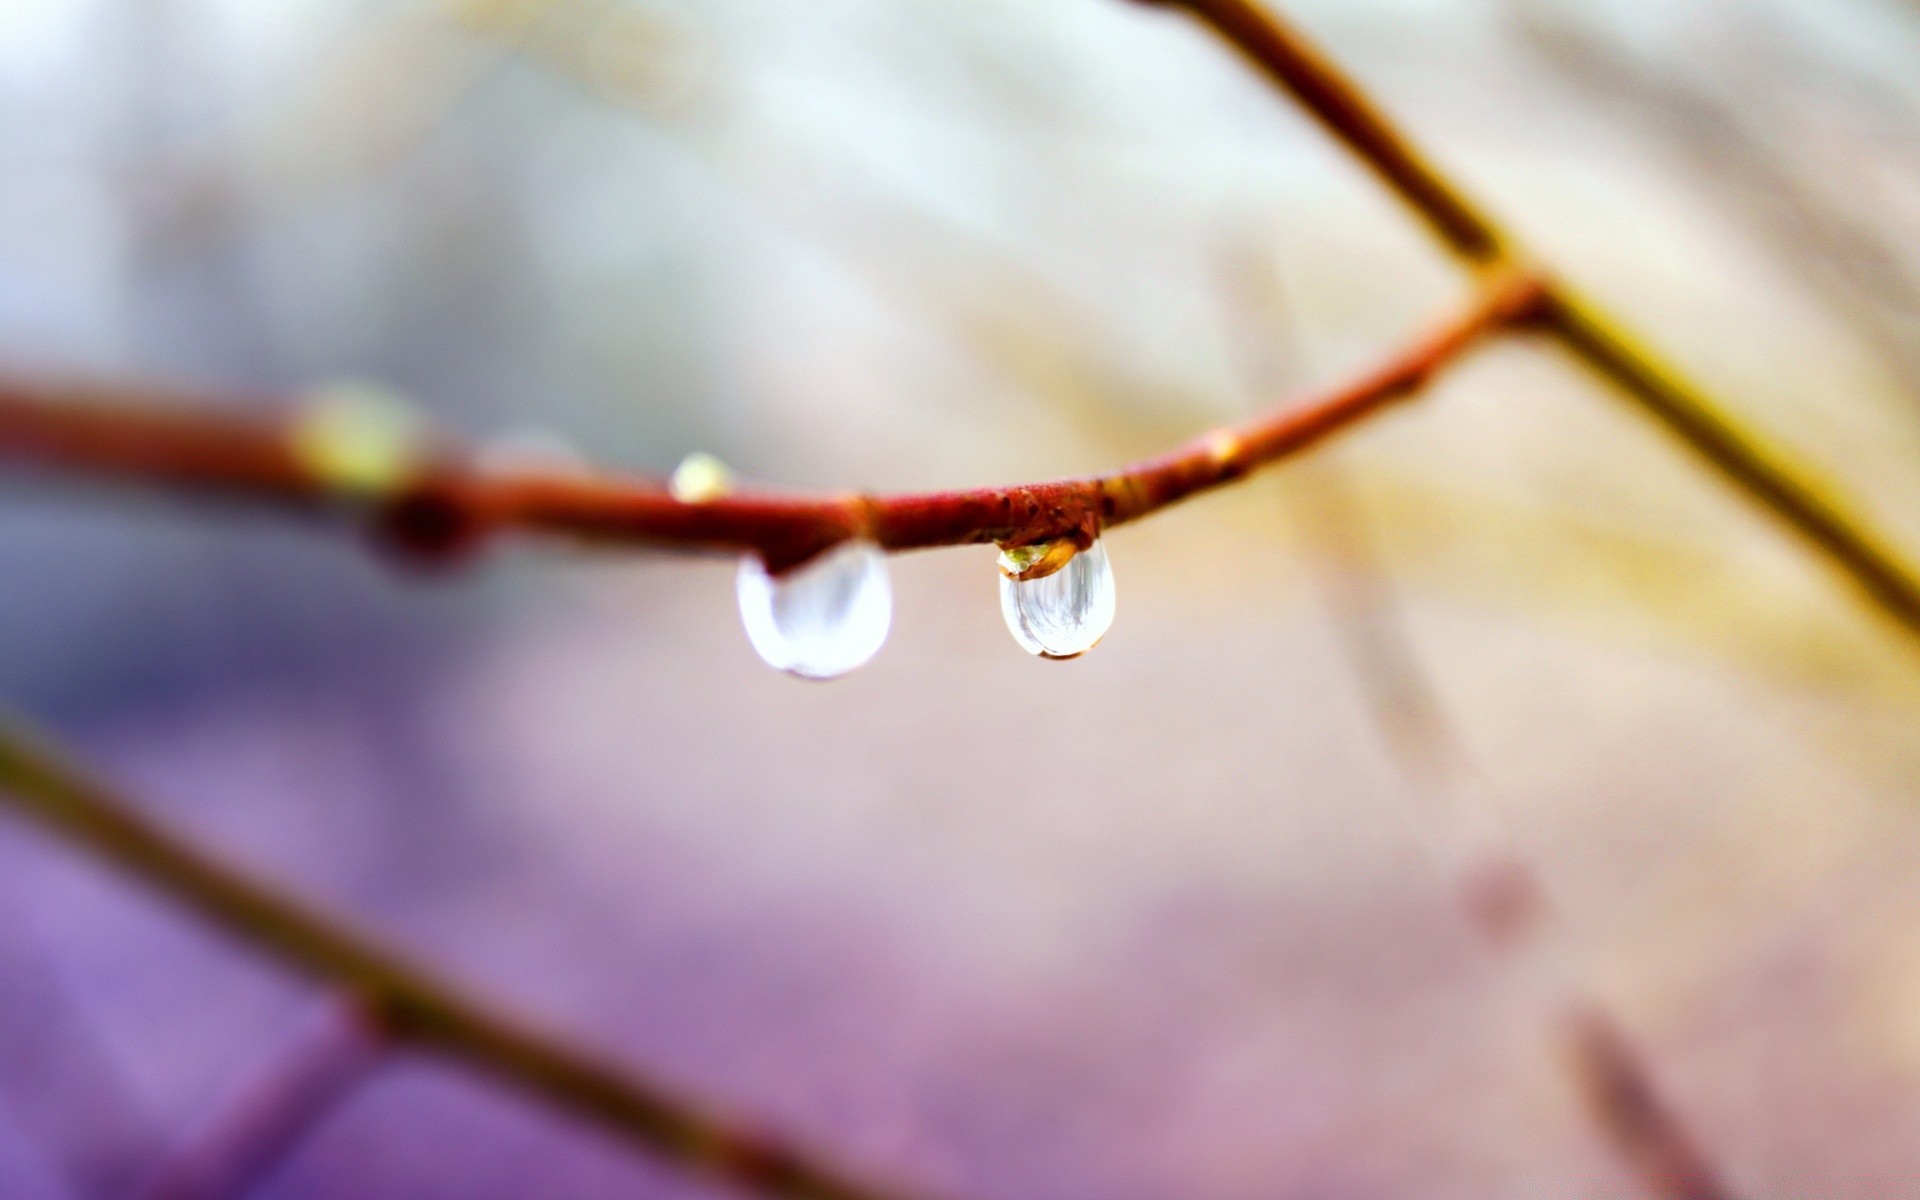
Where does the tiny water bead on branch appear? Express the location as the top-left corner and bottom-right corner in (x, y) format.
(288, 383), (428, 497)
(669, 452), (734, 504)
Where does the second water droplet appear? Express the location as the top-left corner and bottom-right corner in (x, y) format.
(737, 540), (891, 679)
(998, 538), (1116, 659)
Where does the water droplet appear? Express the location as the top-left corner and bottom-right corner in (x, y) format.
(737, 540), (891, 679)
(998, 538), (1116, 659)
(290, 382), (423, 496)
(669, 452), (733, 502)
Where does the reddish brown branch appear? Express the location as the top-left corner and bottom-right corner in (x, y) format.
(0, 720), (947, 1200)
(0, 273), (1541, 572)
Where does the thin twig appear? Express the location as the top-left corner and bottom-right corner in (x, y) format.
(1287, 464), (1739, 1198)
(0, 718), (949, 1200)
(137, 996), (389, 1200)
(1130, 0), (1510, 265)
(0, 272), (1540, 571)
(1564, 1006), (1738, 1200)
(1540, 289), (1920, 633)
(1141, 0), (1920, 644)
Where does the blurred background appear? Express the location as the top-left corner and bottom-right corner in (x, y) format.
(5, 0), (1920, 1195)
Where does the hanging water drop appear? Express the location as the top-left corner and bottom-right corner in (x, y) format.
(737, 540), (891, 679)
(998, 538), (1116, 659)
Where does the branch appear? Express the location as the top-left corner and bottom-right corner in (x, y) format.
(1540, 290), (1920, 634)
(0, 272), (1542, 572)
(1133, 0), (1509, 266)
(0, 718), (947, 1200)
(1286, 465), (1742, 1199)
(1141, 0), (1920, 645)
(138, 996), (388, 1200)
(1564, 1006), (1739, 1200)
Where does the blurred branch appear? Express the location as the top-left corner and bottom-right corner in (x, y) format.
(1138, 0), (1920, 645)
(1722, 12), (1920, 184)
(1565, 1006), (1739, 1200)
(137, 997), (388, 1200)
(0, 719), (949, 1200)
(1227, 208), (1737, 1199)
(1509, 2), (1920, 410)
(1288, 464), (1740, 1200)
(1288, 466), (1472, 798)
(0, 271), (1540, 573)
(1131, 0), (1511, 265)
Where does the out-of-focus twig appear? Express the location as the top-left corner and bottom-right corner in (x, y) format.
(1134, 0), (1512, 265)
(1286, 461), (1739, 1199)
(1509, 2), (1920, 410)
(1564, 1005), (1738, 1200)
(1287, 467), (1473, 799)
(1721, 11), (1920, 185)
(1135, 0), (1920, 647)
(0, 718), (950, 1200)
(136, 997), (388, 1200)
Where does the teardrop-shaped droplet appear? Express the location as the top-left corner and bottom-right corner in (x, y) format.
(998, 538), (1116, 659)
(737, 540), (891, 679)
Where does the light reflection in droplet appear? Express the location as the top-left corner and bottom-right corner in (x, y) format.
(998, 538), (1115, 659)
(737, 540), (891, 680)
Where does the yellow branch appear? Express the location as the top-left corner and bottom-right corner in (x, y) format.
(1146, 0), (1920, 644)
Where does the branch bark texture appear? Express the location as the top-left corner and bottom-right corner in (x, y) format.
(0, 273), (1541, 571)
